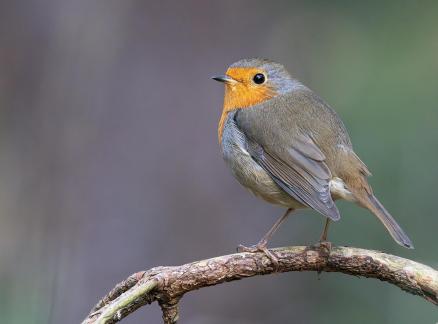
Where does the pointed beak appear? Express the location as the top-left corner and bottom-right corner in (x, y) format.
(211, 75), (237, 84)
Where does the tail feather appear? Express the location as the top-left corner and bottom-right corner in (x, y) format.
(364, 194), (414, 249)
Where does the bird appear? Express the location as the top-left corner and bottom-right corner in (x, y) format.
(212, 58), (413, 263)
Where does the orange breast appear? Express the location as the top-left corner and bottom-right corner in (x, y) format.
(218, 67), (276, 142)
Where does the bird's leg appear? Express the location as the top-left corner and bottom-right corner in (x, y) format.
(319, 218), (330, 242)
(238, 208), (294, 266)
(317, 218), (332, 252)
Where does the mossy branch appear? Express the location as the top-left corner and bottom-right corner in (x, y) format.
(82, 246), (438, 324)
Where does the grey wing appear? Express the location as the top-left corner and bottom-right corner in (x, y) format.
(235, 109), (340, 221)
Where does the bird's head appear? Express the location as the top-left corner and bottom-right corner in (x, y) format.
(212, 58), (298, 111)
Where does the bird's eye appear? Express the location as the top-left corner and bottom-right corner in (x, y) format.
(253, 73), (266, 84)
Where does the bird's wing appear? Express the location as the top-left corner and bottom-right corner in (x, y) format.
(235, 98), (340, 221)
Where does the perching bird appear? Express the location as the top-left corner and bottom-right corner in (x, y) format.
(212, 58), (413, 263)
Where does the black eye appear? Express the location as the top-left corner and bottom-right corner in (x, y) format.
(253, 73), (265, 84)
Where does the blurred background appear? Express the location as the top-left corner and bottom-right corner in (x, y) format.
(0, 1), (437, 323)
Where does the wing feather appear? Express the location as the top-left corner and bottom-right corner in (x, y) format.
(236, 106), (340, 221)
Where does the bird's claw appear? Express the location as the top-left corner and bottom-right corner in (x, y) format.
(316, 240), (332, 253)
(237, 241), (279, 270)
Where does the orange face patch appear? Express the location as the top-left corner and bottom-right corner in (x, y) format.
(218, 67), (277, 142)
(223, 67), (276, 110)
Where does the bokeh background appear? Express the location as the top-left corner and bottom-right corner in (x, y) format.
(1, 1), (437, 323)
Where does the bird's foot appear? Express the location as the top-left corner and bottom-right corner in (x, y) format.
(237, 240), (279, 269)
(315, 240), (332, 253)
(310, 240), (332, 278)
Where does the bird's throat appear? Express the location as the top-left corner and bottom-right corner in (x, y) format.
(218, 84), (276, 142)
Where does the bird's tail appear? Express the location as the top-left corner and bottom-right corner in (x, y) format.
(359, 194), (414, 249)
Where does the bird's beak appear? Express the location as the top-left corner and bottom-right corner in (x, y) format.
(211, 75), (237, 84)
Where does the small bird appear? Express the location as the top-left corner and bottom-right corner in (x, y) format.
(212, 58), (413, 263)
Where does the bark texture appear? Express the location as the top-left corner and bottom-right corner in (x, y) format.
(82, 245), (438, 324)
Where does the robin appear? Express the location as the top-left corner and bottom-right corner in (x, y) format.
(212, 58), (413, 263)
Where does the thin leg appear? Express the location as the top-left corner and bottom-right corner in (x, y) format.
(319, 218), (331, 242)
(259, 208), (294, 246)
(238, 208), (294, 266)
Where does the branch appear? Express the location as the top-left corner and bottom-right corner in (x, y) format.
(82, 245), (438, 324)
